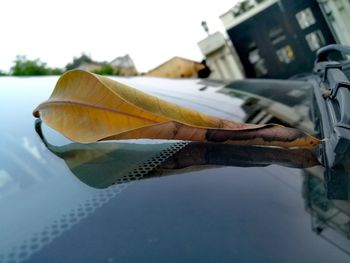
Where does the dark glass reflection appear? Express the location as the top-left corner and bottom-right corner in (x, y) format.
(303, 167), (350, 255)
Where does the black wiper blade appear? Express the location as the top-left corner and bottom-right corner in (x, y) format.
(312, 45), (350, 168)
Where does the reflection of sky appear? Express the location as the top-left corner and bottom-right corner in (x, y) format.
(0, 169), (20, 199)
(0, 169), (12, 188)
(21, 137), (45, 164)
(114, 77), (246, 121)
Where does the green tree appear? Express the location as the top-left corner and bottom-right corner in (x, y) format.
(10, 56), (63, 76)
(65, 53), (93, 70)
(11, 56), (49, 76)
(11, 56), (47, 76)
(0, 70), (7, 76)
(49, 68), (64, 75)
(92, 65), (120, 75)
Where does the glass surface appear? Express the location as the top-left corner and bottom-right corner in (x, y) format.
(0, 77), (349, 263)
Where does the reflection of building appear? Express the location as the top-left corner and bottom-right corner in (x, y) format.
(146, 57), (205, 78)
(220, 0), (349, 78)
(197, 32), (243, 80)
(303, 167), (350, 255)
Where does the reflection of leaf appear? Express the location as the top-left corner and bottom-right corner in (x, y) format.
(33, 70), (320, 148)
(35, 120), (319, 189)
(158, 142), (319, 170)
(34, 119), (175, 188)
(56, 143), (173, 189)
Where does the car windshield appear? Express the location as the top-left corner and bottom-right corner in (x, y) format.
(0, 76), (349, 263)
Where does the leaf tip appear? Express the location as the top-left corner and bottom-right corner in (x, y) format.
(32, 107), (40, 118)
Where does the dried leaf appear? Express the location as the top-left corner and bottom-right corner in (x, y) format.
(33, 69), (320, 148)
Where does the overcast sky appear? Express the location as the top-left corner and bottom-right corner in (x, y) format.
(0, 0), (239, 73)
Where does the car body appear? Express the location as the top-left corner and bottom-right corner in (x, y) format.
(0, 75), (349, 263)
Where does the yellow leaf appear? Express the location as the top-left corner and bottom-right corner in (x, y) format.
(33, 69), (320, 148)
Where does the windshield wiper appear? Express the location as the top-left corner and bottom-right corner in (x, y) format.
(311, 44), (350, 199)
(312, 44), (350, 168)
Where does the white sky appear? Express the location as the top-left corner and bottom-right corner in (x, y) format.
(0, 0), (239, 73)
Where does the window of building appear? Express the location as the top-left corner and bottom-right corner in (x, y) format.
(305, 30), (325, 51)
(276, 45), (295, 64)
(248, 48), (268, 77)
(269, 27), (286, 45)
(296, 8), (316, 29)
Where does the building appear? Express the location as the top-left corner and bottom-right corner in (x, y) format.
(146, 57), (205, 78)
(197, 31), (244, 80)
(109, 54), (138, 76)
(318, 0), (350, 46)
(76, 54), (138, 76)
(78, 61), (105, 72)
(220, 0), (349, 79)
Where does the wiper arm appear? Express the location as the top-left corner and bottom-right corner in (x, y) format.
(310, 44), (350, 200)
(312, 45), (350, 169)
(313, 61), (350, 168)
